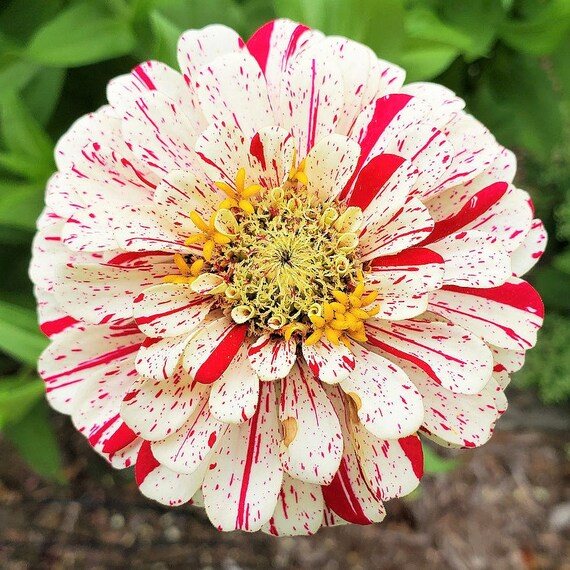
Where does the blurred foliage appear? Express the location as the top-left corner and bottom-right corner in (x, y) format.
(0, 0), (569, 479)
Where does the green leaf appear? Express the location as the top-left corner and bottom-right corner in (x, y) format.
(25, 2), (136, 67)
(273, 0), (406, 60)
(469, 50), (562, 160)
(405, 8), (474, 53)
(0, 0), (65, 44)
(397, 38), (459, 81)
(0, 60), (39, 100)
(423, 444), (459, 474)
(3, 401), (65, 482)
(0, 300), (46, 366)
(500, 0), (570, 55)
(149, 10), (183, 68)
(22, 67), (66, 126)
(436, 0), (507, 59)
(0, 181), (44, 230)
(0, 373), (45, 427)
(0, 94), (54, 181)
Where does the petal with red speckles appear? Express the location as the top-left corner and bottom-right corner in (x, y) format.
(120, 371), (208, 440)
(301, 339), (355, 384)
(262, 473), (324, 536)
(428, 279), (544, 351)
(202, 382), (283, 532)
(248, 335), (297, 381)
(366, 317), (493, 395)
(209, 345), (260, 423)
(133, 283), (212, 338)
(339, 344), (423, 440)
(279, 363), (342, 484)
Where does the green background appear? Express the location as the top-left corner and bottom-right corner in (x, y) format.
(0, 0), (569, 481)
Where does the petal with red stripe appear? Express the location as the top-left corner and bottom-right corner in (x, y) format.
(195, 51), (274, 137)
(135, 441), (206, 507)
(280, 46), (343, 157)
(209, 345), (260, 424)
(248, 335), (297, 381)
(301, 339), (355, 384)
(120, 371), (208, 440)
(39, 322), (143, 414)
(304, 134), (360, 201)
(279, 362), (342, 484)
(247, 20), (320, 117)
(133, 283), (212, 338)
(203, 382), (283, 532)
(339, 344), (423, 440)
(511, 219), (547, 277)
(182, 316), (248, 384)
(151, 397), (228, 474)
(428, 279), (544, 351)
(262, 473), (324, 536)
(366, 317), (493, 395)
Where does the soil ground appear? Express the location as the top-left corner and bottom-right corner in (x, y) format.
(1, 391), (569, 570)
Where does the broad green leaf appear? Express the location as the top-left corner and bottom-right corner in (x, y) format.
(397, 38), (458, 81)
(436, 0), (507, 59)
(500, 0), (570, 55)
(553, 248), (570, 275)
(149, 10), (183, 68)
(0, 374), (45, 427)
(469, 50), (562, 160)
(0, 60), (39, 101)
(0, 94), (54, 181)
(0, 300), (46, 366)
(22, 67), (66, 126)
(551, 34), (570, 102)
(0, 181), (45, 230)
(405, 8), (474, 53)
(0, 0), (65, 44)
(147, 0), (246, 35)
(273, 0), (406, 59)
(0, 299), (42, 335)
(3, 401), (66, 483)
(26, 2), (136, 67)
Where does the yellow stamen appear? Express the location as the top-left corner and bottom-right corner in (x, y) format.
(174, 253), (191, 275)
(190, 211), (210, 233)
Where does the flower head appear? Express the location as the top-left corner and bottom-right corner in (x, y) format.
(31, 19), (547, 535)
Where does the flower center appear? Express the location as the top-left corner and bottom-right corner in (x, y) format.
(166, 164), (380, 346)
(215, 185), (360, 335)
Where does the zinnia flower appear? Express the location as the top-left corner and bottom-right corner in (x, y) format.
(31, 19), (547, 535)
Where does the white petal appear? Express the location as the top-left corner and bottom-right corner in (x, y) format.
(428, 229), (511, 288)
(203, 382), (283, 532)
(121, 372), (208, 441)
(340, 344), (423, 439)
(279, 362), (342, 484)
(262, 473), (324, 536)
(304, 134), (360, 201)
(280, 46), (343, 157)
(428, 278), (544, 351)
(195, 51), (274, 137)
(135, 441), (207, 506)
(301, 339), (355, 384)
(182, 316), (248, 384)
(209, 345), (259, 423)
(133, 283), (212, 338)
(39, 322), (142, 414)
(151, 398), (228, 474)
(248, 335), (296, 381)
(511, 219), (547, 276)
(366, 317), (493, 394)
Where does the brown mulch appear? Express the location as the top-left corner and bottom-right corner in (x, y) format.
(0, 406), (569, 570)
